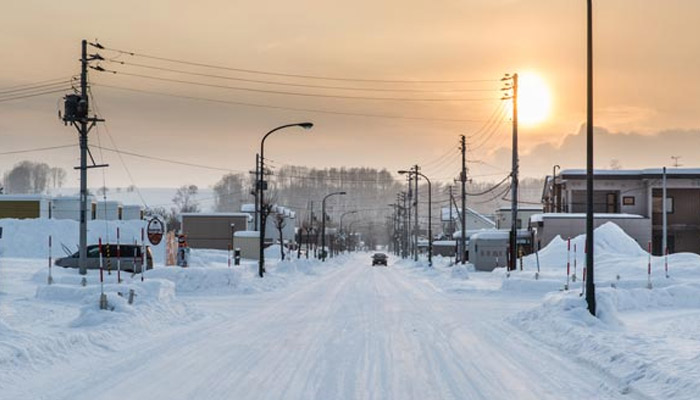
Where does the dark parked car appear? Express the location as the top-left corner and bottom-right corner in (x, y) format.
(371, 253), (388, 266)
(55, 244), (153, 273)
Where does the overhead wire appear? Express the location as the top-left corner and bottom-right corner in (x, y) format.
(102, 45), (500, 84)
(95, 68), (501, 103)
(92, 83), (486, 123)
(105, 59), (499, 94)
(0, 144), (75, 156)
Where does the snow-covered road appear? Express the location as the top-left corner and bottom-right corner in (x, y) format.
(15, 254), (638, 400)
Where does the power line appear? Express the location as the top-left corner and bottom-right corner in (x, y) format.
(0, 87), (73, 103)
(0, 77), (74, 92)
(96, 68), (500, 103)
(103, 46), (499, 84)
(106, 59), (499, 94)
(92, 83), (487, 123)
(92, 145), (243, 173)
(0, 144), (75, 156)
(0, 80), (74, 95)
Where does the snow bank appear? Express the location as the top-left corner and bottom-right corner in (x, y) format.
(510, 284), (700, 400)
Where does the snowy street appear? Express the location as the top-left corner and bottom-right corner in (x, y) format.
(5, 253), (647, 400)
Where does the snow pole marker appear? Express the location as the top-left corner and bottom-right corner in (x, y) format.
(665, 247), (669, 278)
(572, 244), (577, 282)
(580, 266), (586, 297)
(228, 244), (232, 268)
(535, 250), (540, 280)
(647, 241), (653, 289)
(47, 235), (54, 285)
(116, 227), (122, 284)
(99, 238), (108, 310)
(565, 237), (570, 290)
(140, 228), (145, 282)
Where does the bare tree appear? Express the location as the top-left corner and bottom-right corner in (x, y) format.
(273, 210), (287, 260)
(173, 184), (200, 214)
(3, 161), (57, 194)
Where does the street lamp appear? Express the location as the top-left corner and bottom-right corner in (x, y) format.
(339, 210), (358, 253)
(258, 122), (313, 278)
(399, 169), (433, 267)
(321, 191), (346, 261)
(552, 164), (560, 212)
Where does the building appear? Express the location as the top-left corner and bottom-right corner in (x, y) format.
(51, 196), (95, 221)
(180, 213), (252, 250)
(441, 206), (496, 236)
(0, 195), (52, 219)
(240, 203), (297, 242)
(494, 206), (543, 230)
(542, 168), (700, 254)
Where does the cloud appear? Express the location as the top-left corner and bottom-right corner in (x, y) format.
(490, 125), (700, 177)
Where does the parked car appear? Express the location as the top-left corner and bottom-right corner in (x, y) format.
(55, 244), (153, 273)
(371, 253), (388, 266)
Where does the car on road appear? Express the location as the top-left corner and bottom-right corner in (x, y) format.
(371, 253), (388, 266)
(55, 244), (154, 273)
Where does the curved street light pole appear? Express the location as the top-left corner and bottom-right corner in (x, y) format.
(258, 122), (313, 278)
(339, 210), (358, 253)
(321, 191), (347, 261)
(399, 169), (432, 267)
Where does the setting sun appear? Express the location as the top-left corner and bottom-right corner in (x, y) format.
(518, 72), (552, 126)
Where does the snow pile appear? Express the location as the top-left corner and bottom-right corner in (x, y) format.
(506, 222), (700, 290)
(510, 284), (700, 399)
(0, 218), (166, 264)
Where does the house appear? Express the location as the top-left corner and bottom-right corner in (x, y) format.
(240, 203), (297, 242)
(542, 168), (700, 254)
(51, 196), (95, 221)
(494, 206), (543, 230)
(441, 206), (496, 236)
(180, 213), (252, 250)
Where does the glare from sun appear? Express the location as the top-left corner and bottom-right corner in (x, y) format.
(517, 72), (552, 126)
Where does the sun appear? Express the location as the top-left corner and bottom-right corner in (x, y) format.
(517, 72), (552, 126)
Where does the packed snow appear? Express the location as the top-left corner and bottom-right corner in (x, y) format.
(1, 218), (699, 399)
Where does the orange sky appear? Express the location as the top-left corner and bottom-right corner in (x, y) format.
(1, 0), (698, 187)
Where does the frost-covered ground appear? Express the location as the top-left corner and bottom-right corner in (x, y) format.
(1, 219), (699, 399)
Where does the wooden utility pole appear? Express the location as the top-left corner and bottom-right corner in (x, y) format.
(460, 135), (467, 264)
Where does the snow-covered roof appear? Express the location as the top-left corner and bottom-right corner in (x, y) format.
(0, 194), (51, 201)
(496, 206), (543, 212)
(180, 212), (252, 221)
(241, 203), (255, 212)
(560, 168), (700, 179)
(530, 213), (646, 223)
(441, 206), (495, 226)
(234, 230), (259, 238)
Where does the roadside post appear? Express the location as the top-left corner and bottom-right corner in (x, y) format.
(565, 237), (571, 290)
(234, 248), (241, 266)
(48, 235), (54, 285)
(99, 238), (108, 310)
(117, 227), (122, 284)
(647, 241), (653, 289)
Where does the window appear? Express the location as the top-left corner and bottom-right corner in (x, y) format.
(623, 196), (635, 206)
(653, 196), (674, 213)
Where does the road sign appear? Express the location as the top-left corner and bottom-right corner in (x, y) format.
(147, 217), (165, 245)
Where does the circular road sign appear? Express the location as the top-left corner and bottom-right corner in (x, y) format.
(147, 217), (165, 246)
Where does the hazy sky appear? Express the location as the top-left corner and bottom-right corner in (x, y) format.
(1, 0), (698, 189)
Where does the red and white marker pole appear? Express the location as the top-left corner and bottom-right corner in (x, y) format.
(116, 228), (122, 284)
(228, 244), (232, 268)
(580, 265), (587, 296)
(48, 235), (53, 285)
(647, 241), (653, 289)
(665, 247), (669, 278)
(573, 243), (578, 282)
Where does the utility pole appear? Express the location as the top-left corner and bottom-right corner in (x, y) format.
(502, 73), (519, 271)
(585, 0), (597, 316)
(413, 164), (419, 262)
(448, 186), (454, 236)
(406, 177), (413, 259)
(61, 40), (106, 276)
(459, 135), (467, 264)
(662, 166), (667, 255)
(671, 156), (682, 168)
